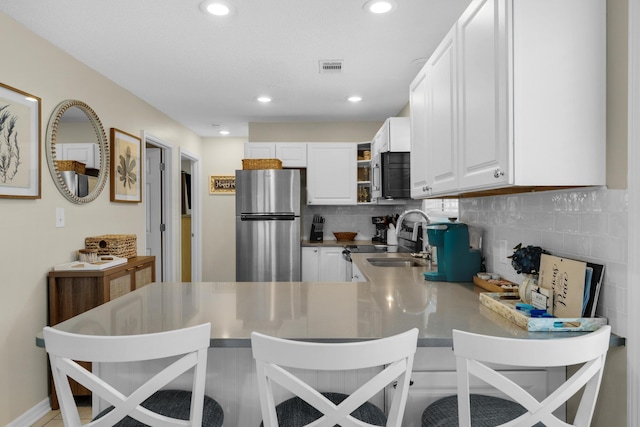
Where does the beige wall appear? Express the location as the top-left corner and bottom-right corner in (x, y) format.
(248, 121), (382, 142)
(201, 137), (246, 281)
(0, 12), (203, 424)
(607, 0), (628, 189)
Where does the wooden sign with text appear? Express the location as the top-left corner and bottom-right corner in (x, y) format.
(538, 254), (586, 318)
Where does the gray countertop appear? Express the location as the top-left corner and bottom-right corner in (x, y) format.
(38, 252), (622, 348)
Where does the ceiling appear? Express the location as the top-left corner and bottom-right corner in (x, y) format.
(0, 0), (471, 137)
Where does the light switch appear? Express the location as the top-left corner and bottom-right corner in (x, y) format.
(55, 207), (65, 228)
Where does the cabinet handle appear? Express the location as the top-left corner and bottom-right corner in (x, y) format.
(126, 267), (135, 272)
(422, 186), (431, 192)
(393, 379), (414, 388)
(136, 264), (145, 268)
(493, 169), (505, 178)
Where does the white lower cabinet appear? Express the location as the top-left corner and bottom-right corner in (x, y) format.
(351, 262), (366, 282)
(388, 347), (565, 426)
(95, 346), (563, 427)
(302, 246), (350, 282)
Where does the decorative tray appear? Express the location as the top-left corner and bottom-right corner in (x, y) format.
(53, 256), (128, 271)
(479, 292), (607, 332)
(473, 276), (518, 293)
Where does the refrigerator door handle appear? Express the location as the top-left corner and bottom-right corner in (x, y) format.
(240, 213), (296, 221)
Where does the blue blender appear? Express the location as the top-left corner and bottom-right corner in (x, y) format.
(424, 222), (481, 282)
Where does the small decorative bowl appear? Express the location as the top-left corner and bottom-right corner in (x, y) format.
(333, 232), (357, 241)
(477, 273), (491, 280)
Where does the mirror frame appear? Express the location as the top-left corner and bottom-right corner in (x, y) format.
(46, 100), (109, 204)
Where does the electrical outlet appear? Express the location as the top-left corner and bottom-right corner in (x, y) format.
(55, 207), (65, 228)
(498, 240), (508, 264)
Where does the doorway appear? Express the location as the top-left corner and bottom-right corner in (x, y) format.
(143, 133), (175, 282)
(180, 148), (202, 281)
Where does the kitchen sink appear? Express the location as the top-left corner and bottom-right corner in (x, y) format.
(366, 258), (423, 267)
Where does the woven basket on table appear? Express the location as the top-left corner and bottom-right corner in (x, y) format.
(242, 159), (283, 170)
(85, 234), (137, 259)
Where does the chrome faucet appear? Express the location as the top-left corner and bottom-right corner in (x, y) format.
(395, 209), (430, 236)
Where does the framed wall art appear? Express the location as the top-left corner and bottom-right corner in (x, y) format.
(0, 82), (41, 199)
(110, 128), (142, 203)
(209, 175), (235, 194)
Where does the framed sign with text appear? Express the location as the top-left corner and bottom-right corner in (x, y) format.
(209, 175), (235, 194)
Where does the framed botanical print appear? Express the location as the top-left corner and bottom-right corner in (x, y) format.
(110, 128), (142, 203)
(0, 82), (41, 199)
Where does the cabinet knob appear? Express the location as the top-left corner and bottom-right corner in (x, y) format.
(422, 186), (431, 192)
(493, 169), (505, 178)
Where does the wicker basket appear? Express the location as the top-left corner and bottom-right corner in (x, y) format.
(242, 158), (283, 170)
(85, 234), (137, 258)
(56, 160), (86, 175)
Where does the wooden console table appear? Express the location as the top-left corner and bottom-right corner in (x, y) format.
(47, 255), (155, 409)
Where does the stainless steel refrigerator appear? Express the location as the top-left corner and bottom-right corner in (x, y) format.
(235, 169), (301, 281)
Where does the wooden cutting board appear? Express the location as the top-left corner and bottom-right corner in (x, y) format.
(538, 254), (586, 317)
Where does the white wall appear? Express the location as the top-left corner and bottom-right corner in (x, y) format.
(0, 12), (203, 424)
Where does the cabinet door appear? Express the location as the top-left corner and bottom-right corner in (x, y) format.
(371, 133), (382, 199)
(276, 143), (307, 167)
(307, 143), (357, 205)
(457, 0), (509, 190)
(318, 247), (349, 282)
(301, 247), (320, 282)
(394, 370), (550, 427)
(387, 117), (411, 152)
(57, 143), (100, 169)
(409, 69), (431, 198)
(244, 143), (276, 159)
(426, 25), (458, 195)
(134, 259), (155, 289)
(106, 269), (134, 299)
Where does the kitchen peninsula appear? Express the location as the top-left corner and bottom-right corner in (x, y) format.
(37, 253), (619, 426)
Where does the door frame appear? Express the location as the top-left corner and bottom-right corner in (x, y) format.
(143, 132), (175, 282)
(180, 148), (202, 282)
(628, 0), (640, 425)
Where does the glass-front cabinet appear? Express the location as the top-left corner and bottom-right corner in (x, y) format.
(357, 142), (372, 204)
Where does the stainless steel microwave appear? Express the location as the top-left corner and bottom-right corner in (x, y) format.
(380, 152), (410, 199)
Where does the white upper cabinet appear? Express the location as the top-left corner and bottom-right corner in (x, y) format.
(372, 117), (411, 199)
(276, 143), (307, 167)
(307, 143), (357, 205)
(244, 142), (275, 159)
(244, 142), (308, 167)
(376, 117), (411, 153)
(410, 24), (458, 198)
(410, 69), (430, 198)
(411, 0), (606, 197)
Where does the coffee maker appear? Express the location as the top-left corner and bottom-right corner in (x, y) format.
(424, 222), (481, 282)
(371, 216), (387, 243)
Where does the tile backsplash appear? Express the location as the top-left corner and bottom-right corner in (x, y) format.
(303, 199), (459, 241)
(460, 187), (628, 337)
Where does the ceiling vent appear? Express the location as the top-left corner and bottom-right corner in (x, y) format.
(319, 60), (343, 73)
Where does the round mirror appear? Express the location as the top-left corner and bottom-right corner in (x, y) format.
(46, 100), (108, 203)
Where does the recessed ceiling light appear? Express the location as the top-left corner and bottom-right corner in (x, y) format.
(219, 130), (230, 135)
(347, 96), (363, 103)
(363, 0), (397, 14)
(200, 1), (234, 16)
(257, 96), (272, 103)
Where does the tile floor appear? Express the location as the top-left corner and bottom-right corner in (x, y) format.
(31, 401), (92, 427)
